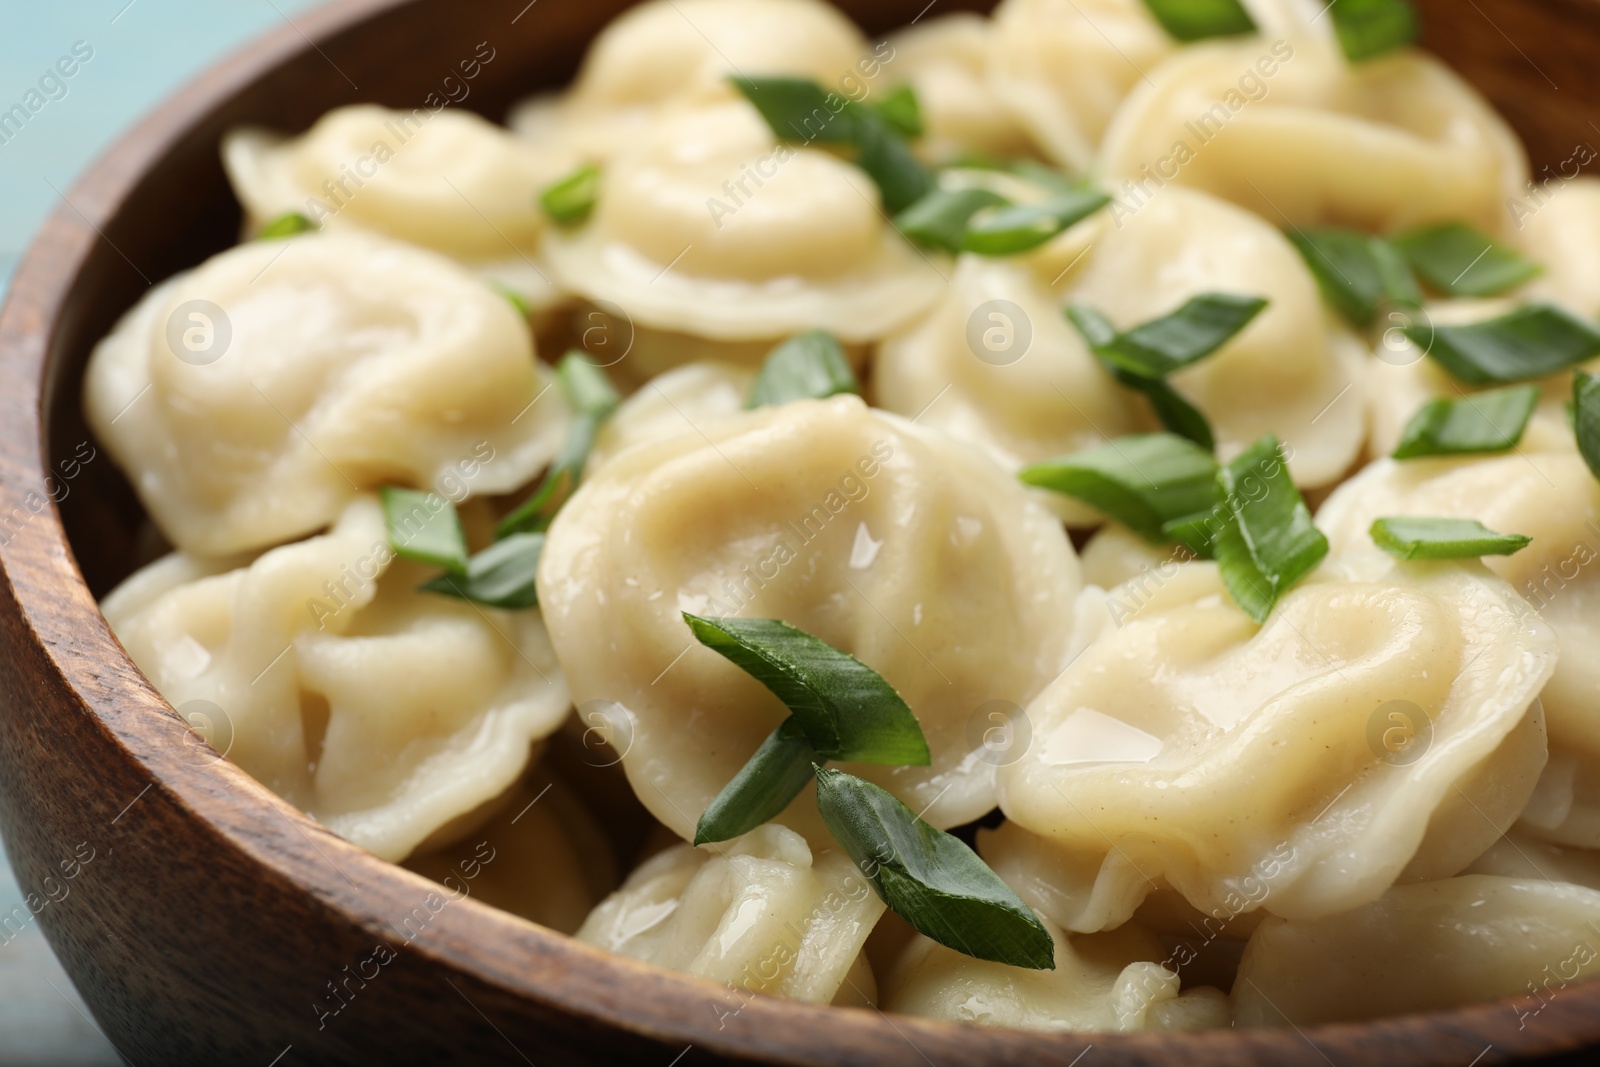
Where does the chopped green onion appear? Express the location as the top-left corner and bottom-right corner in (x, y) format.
(1369, 517), (1532, 560)
(853, 110), (936, 213)
(381, 486), (469, 575)
(1009, 159), (1081, 193)
(1126, 373), (1216, 451)
(731, 76), (858, 144)
(1019, 434), (1220, 542)
(493, 283), (532, 320)
(745, 331), (859, 409)
(1411, 304), (1600, 385)
(869, 85), (923, 139)
(1328, 0), (1419, 63)
(733, 76), (934, 213)
(1068, 294), (1268, 378)
(681, 614), (930, 766)
(894, 187), (1010, 253)
(693, 718), (819, 845)
(496, 352), (621, 539)
(815, 768), (1055, 970)
(1213, 436), (1327, 623)
(1139, 0), (1257, 41)
(421, 532), (543, 609)
(1288, 227), (1420, 327)
(540, 163), (601, 226)
(1575, 372), (1600, 483)
(256, 212), (317, 240)
(1394, 222), (1542, 298)
(961, 188), (1110, 255)
(1391, 384), (1540, 459)
(1162, 510), (1222, 560)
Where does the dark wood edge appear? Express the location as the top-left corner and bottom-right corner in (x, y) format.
(0, 0), (1597, 1062)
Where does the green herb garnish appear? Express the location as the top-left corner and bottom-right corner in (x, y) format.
(1288, 227), (1420, 328)
(496, 352), (620, 539)
(1019, 434), (1219, 542)
(1394, 222), (1542, 298)
(381, 487), (469, 574)
(421, 532), (543, 609)
(1327, 0), (1419, 63)
(256, 212), (317, 240)
(1212, 435), (1327, 623)
(540, 163), (601, 226)
(1140, 0), (1257, 41)
(1369, 516), (1531, 560)
(745, 331), (859, 408)
(1410, 304), (1600, 385)
(1391, 384), (1539, 459)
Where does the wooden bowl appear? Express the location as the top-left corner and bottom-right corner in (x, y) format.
(2, 0), (1598, 1062)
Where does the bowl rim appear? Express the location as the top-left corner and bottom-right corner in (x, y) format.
(1, 0), (1597, 1062)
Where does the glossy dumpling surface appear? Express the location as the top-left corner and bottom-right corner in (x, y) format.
(537, 395), (1084, 839)
(882, 914), (1230, 1031)
(1232, 875), (1600, 1025)
(101, 497), (571, 862)
(576, 824), (883, 1004)
(996, 556), (1556, 928)
(588, 361), (754, 470)
(1100, 37), (1528, 235)
(83, 232), (568, 556)
(543, 104), (944, 343)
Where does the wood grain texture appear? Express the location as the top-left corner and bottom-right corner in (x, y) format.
(2, 0), (1600, 1063)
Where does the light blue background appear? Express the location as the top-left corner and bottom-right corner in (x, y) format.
(0, 3), (320, 1062)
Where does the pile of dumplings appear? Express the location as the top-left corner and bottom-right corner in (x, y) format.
(84, 0), (1600, 1037)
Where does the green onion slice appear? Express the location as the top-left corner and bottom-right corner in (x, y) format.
(1288, 227), (1420, 328)
(1411, 304), (1600, 385)
(256, 212), (317, 240)
(1576, 372), (1600, 483)
(1140, 0), (1257, 41)
(1328, 0), (1419, 63)
(1369, 516), (1532, 560)
(1213, 435), (1327, 623)
(693, 718), (820, 846)
(895, 187), (1010, 253)
(1393, 222), (1542, 298)
(961, 188), (1110, 256)
(815, 768), (1055, 970)
(745, 331), (859, 408)
(540, 163), (601, 226)
(681, 614), (930, 766)
(1391, 384), (1540, 459)
(496, 352), (621, 539)
(421, 532), (543, 609)
(381, 486), (469, 575)
(1019, 434), (1220, 542)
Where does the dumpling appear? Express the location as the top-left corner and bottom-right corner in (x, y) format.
(1099, 36), (1528, 235)
(542, 103), (945, 346)
(1078, 524), (1188, 592)
(994, 554), (1556, 930)
(405, 773), (619, 934)
(873, 253), (1147, 515)
(887, 13), (1037, 162)
(101, 496), (571, 862)
(1317, 454), (1600, 773)
(986, 0), (1176, 171)
(1232, 875), (1600, 1025)
(224, 105), (572, 308)
(882, 914), (1230, 1031)
(508, 0), (877, 164)
(576, 824), (884, 1006)
(537, 394), (1085, 839)
(879, 185), (1365, 491)
(84, 231), (569, 556)
(1465, 827), (1600, 891)
(1519, 176), (1600, 316)
(589, 362), (753, 470)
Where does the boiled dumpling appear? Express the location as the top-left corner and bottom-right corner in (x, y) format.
(994, 554), (1556, 930)
(84, 231), (569, 556)
(1232, 875), (1600, 1025)
(1100, 36), (1528, 235)
(542, 103), (944, 346)
(887, 14), (1037, 162)
(224, 105), (571, 307)
(882, 914), (1230, 1031)
(508, 0), (876, 164)
(537, 394), (1085, 839)
(1518, 175), (1600, 316)
(1465, 827), (1600, 890)
(1078, 524), (1188, 592)
(881, 185), (1365, 489)
(405, 772), (619, 934)
(100, 496), (571, 862)
(576, 824), (883, 1005)
(589, 362), (753, 470)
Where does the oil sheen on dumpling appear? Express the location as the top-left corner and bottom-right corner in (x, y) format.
(576, 824), (883, 1005)
(508, 0), (877, 165)
(1099, 36), (1528, 235)
(542, 103), (944, 344)
(887, 13), (1037, 162)
(588, 362), (753, 471)
(83, 231), (569, 556)
(537, 395), (1084, 839)
(405, 773), (618, 934)
(100, 496), (570, 862)
(995, 555), (1556, 930)
(1232, 875), (1600, 1025)
(882, 914), (1230, 1031)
